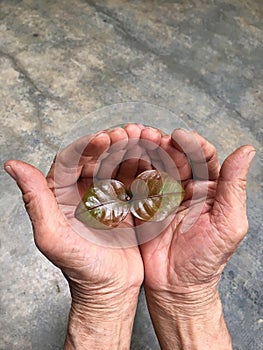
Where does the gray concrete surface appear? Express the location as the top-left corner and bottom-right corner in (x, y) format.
(0, 0), (262, 349)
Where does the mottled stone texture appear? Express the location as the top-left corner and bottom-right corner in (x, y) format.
(0, 1), (262, 349)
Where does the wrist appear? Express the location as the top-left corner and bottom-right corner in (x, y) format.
(64, 288), (140, 350)
(145, 287), (232, 350)
(145, 284), (219, 318)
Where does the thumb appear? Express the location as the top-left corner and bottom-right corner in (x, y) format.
(4, 160), (68, 256)
(211, 145), (256, 240)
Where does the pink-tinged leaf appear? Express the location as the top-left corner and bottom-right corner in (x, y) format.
(130, 170), (184, 221)
(75, 179), (129, 229)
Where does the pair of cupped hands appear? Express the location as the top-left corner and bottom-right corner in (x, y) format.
(4, 124), (255, 349)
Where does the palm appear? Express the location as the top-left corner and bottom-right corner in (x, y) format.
(47, 126), (148, 290)
(140, 188), (221, 291)
(140, 129), (253, 293)
(9, 125), (148, 294)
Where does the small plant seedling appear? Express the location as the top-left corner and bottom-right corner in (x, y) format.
(75, 170), (184, 229)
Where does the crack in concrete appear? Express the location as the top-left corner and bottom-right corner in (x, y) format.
(0, 50), (63, 103)
(215, 93), (262, 144)
(85, 1), (256, 127)
(85, 4), (213, 87)
(0, 50), (42, 95)
(0, 50), (59, 152)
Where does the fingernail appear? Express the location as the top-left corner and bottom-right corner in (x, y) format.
(247, 150), (256, 163)
(4, 165), (17, 180)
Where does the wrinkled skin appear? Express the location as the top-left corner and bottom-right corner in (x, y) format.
(138, 129), (255, 298)
(4, 124), (147, 311)
(4, 124), (255, 315)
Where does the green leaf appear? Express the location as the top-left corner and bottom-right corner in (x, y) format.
(75, 179), (129, 229)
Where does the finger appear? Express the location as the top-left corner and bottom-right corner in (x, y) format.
(115, 124), (144, 186)
(159, 134), (191, 181)
(96, 149), (127, 180)
(108, 127), (128, 152)
(48, 132), (111, 188)
(81, 129), (128, 180)
(116, 125), (158, 186)
(124, 123), (143, 149)
(183, 179), (216, 203)
(147, 149), (165, 172)
(95, 127), (130, 179)
(140, 127), (162, 150)
(4, 160), (71, 256)
(79, 132), (111, 180)
(211, 145), (256, 239)
(59, 132), (110, 165)
(137, 150), (154, 175)
(117, 145), (142, 187)
(138, 127), (163, 175)
(171, 129), (220, 180)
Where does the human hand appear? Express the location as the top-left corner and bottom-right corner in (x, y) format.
(138, 128), (256, 349)
(4, 124), (148, 349)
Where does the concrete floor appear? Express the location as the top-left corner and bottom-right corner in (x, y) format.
(0, 0), (262, 349)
